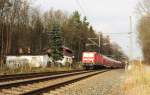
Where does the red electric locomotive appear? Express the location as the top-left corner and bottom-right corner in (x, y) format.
(82, 52), (122, 69)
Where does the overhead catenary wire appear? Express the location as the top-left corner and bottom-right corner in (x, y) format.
(75, 0), (134, 49)
(75, 0), (133, 35)
(75, 0), (132, 39)
(79, 0), (95, 21)
(75, 0), (93, 22)
(75, 0), (87, 16)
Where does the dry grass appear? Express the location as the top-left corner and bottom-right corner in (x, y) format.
(0, 64), (76, 75)
(122, 62), (150, 95)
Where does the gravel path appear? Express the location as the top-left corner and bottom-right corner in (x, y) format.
(53, 69), (125, 95)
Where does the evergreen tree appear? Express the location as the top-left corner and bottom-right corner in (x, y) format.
(49, 22), (63, 62)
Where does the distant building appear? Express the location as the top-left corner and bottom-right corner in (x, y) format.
(43, 46), (74, 65)
(6, 46), (74, 68)
(57, 46), (74, 65)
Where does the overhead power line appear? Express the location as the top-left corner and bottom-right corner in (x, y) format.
(75, 0), (87, 16)
(75, 0), (93, 22)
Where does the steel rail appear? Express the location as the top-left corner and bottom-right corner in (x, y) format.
(0, 70), (84, 82)
(0, 70), (93, 89)
(21, 70), (109, 95)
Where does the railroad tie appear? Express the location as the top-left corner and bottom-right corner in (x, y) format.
(55, 89), (65, 93)
(1, 89), (20, 95)
(11, 87), (23, 92)
(19, 86), (34, 91)
(43, 93), (55, 95)
(27, 84), (41, 88)
(51, 91), (62, 95)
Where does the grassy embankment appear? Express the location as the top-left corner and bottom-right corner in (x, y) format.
(0, 63), (82, 75)
(122, 62), (150, 95)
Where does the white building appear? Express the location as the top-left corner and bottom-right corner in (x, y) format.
(6, 47), (74, 68)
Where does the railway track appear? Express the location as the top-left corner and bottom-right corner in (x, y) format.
(0, 70), (84, 82)
(0, 70), (109, 95)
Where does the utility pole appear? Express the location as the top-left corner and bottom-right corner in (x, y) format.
(126, 16), (133, 71)
(129, 16), (133, 63)
(98, 32), (101, 53)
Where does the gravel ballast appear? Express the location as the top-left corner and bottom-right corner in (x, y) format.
(49, 69), (125, 95)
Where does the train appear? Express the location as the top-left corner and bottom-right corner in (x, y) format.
(82, 52), (124, 69)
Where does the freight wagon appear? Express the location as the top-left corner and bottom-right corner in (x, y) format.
(82, 52), (122, 69)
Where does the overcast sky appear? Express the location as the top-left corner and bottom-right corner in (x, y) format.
(32, 0), (142, 59)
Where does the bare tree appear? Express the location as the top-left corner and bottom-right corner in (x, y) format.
(136, 0), (150, 15)
(0, 0), (12, 64)
(0, 0), (30, 63)
(137, 0), (150, 63)
(138, 15), (150, 63)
